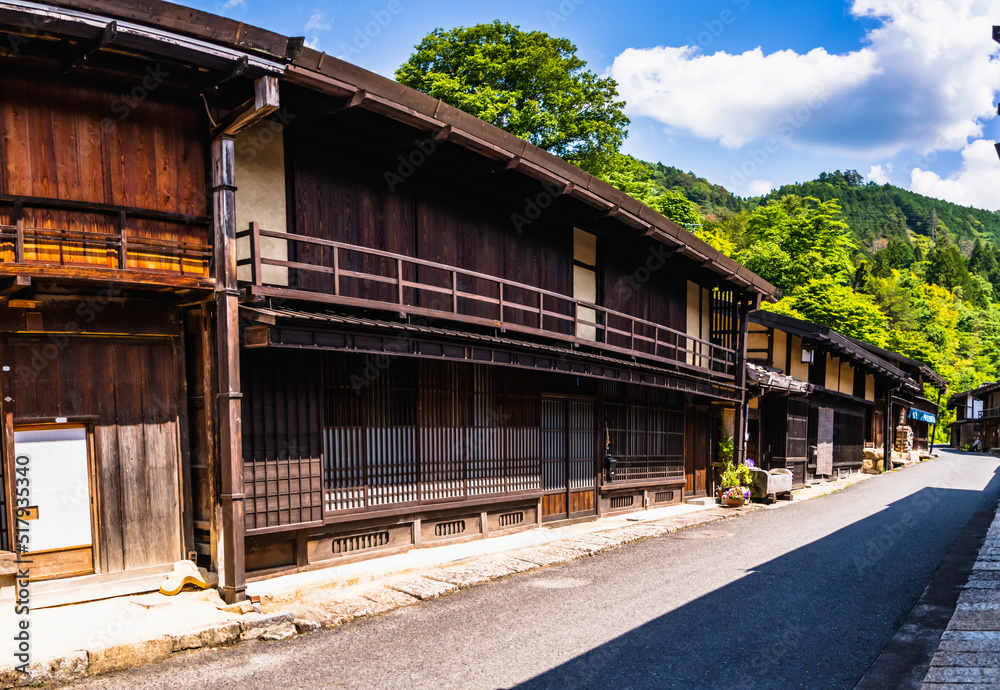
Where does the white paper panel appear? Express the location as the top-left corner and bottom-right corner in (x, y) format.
(13, 428), (93, 552)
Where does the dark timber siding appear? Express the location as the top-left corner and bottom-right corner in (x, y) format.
(0, 64), (209, 276)
(8, 337), (184, 572)
(239, 350), (695, 533)
(283, 123), (689, 332)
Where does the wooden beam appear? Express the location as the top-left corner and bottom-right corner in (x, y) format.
(62, 21), (117, 72)
(432, 124), (452, 143)
(211, 76), (280, 139)
(201, 55), (249, 92)
(0, 276), (30, 297)
(299, 89), (365, 124)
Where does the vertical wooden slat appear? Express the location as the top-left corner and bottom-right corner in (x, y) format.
(117, 209), (127, 269)
(14, 200), (23, 263)
(249, 221), (261, 285)
(332, 245), (340, 296)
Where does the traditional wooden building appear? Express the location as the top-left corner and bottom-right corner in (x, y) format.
(0, 0), (779, 604)
(745, 311), (911, 487)
(947, 385), (988, 449)
(850, 340), (947, 455)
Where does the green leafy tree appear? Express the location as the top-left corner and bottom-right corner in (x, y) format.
(925, 234), (972, 291)
(396, 21), (629, 173)
(736, 195), (855, 291)
(595, 154), (700, 226)
(766, 276), (888, 345)
(738, 241), (793, 291)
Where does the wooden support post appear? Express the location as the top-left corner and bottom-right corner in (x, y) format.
(930, 388), (943, 454)
(212, 136), (246, 604)
(249, 221), (261, 285)
(733, 293), (759, 468)
(884, 389), (895, 472)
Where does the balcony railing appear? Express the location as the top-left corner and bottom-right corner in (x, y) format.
(0, 195), (212, 284)
(237, 223), (737, 379)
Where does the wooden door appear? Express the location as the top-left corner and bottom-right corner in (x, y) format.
(541, 398), (597, 520)
(684, 406), (710, 496)
(8, 338), (183, 575)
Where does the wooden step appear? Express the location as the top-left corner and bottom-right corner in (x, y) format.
(2, 564), (176, 609)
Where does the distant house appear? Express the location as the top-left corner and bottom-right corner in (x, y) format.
(947, 385), (989, 449)
(746, 311), (922, 487)
(849, 340), (948, 455)
(951, 382), (1000, 452)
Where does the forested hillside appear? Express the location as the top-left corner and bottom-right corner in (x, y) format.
(391, 19), (995, 443)
(646, 166), (1000, 440)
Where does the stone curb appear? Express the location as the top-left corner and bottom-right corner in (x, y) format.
(0, 473), (865, 688)
(0, 612), (296, 688)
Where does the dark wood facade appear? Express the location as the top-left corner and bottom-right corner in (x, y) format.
(0, 0), (781, 603)
(746, 311), (912, 487)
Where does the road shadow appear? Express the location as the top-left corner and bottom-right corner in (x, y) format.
(513, 460), (1000, 690)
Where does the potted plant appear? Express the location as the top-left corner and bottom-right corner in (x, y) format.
(722, 485), (751, 507)
(714, 433), (755, 506)
(713, 434), (735, 500)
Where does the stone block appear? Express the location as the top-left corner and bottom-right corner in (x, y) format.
(388, 577), (458, 601)
(87, 635), (173, 676)
(240, 612), (296, 641)
(170, 621), (241, 651)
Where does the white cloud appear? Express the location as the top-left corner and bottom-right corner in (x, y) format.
(610, 45), (877, 149)
(747, 179), (773, 196)
(303, 10), (332, 51)
(222, 0), (245, 9)
(608, 0), (1000, 158)
(867, 164), (892, 185)
(910, 139), (1000, 211)
(305, 11), (332, 33)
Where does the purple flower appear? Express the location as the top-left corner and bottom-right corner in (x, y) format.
(746, 459), (755, 468)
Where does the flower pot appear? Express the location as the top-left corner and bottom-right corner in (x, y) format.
(725, 497), (746, 507)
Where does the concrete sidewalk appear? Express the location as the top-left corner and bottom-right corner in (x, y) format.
(0, 471), (875, 688)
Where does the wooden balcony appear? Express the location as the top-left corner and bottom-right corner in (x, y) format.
(238, 223), (737, 379)
(0, 195), (213, 289)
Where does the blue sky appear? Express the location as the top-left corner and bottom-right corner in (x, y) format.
(189, 0), (1000, 213)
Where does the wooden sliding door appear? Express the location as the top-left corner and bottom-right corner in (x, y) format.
(541, 397), (597, 521)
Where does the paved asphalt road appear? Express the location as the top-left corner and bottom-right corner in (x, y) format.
(70, 450), (1000, 690)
